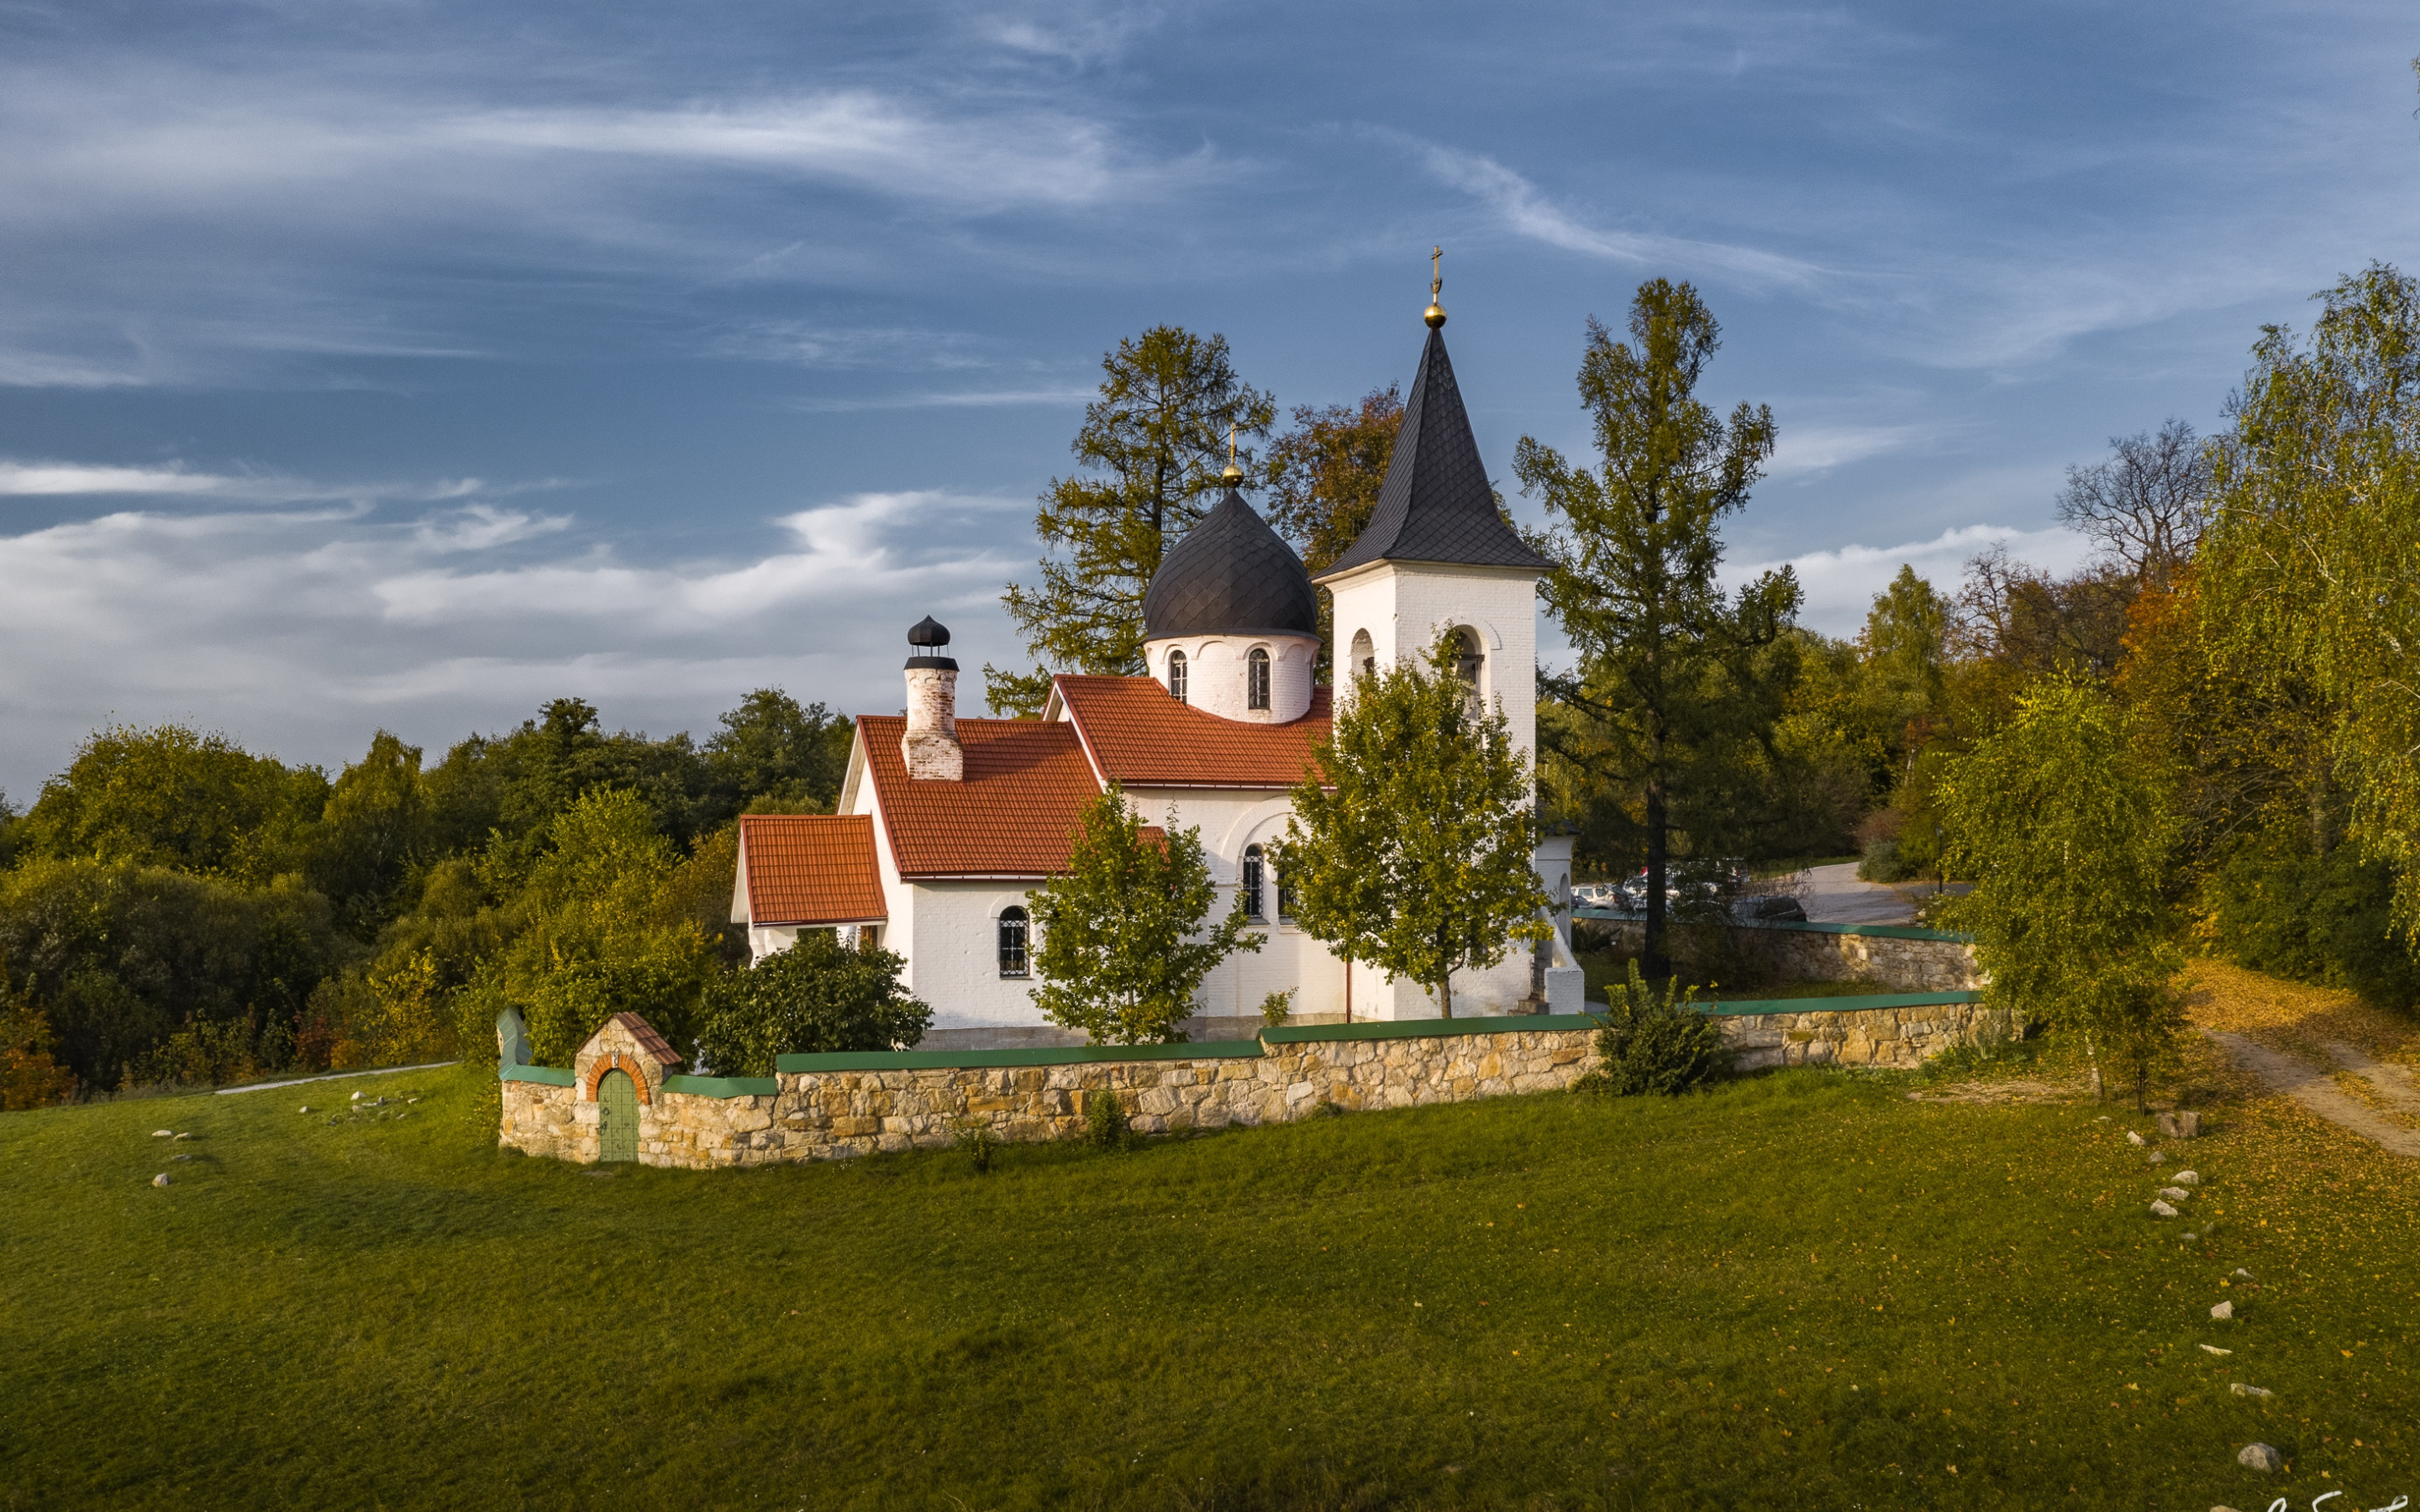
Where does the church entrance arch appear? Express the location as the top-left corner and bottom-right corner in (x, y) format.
(597, 1069), (639, 1163)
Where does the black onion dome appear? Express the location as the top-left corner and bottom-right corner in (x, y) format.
(1141, 487), (1319, 640)
(1318, 324), (1549, 579)
(904, 614), (956, 669)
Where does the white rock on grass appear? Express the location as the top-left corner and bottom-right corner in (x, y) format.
(298, 1105), (313, 1114)
(2160, 1186), (2191, 1201)
(172, 1132), (192, 1141)
(152, 1130), (173, 1138)
(2237, 1442), (2282, 1472)
(2231, 1383), (2274, 1399)
(2147, 1152), (2166, 1164)
(2174, 1170), (2200, 1186)
(2212, 1300), (2235, 1320)
(2128, 1130), (2146, 1146)
(2199, 1344), (2232, 1356)
(2233, 1268), (2254, 1280)
(151, 1173), (169, 1187)
(350, 1091), (363, 1101)
(2151, 1200), (2180, 1218)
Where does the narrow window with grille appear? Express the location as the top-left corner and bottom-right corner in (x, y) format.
(1241, 845), (1265, 920)
(1167, 648), (1187, 703)
(1247, 647), (1270, 710)
(997, 906), (1029, 978)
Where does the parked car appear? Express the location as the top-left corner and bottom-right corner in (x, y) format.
(1732, 893), (1807, 923)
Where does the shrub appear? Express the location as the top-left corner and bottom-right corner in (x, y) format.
(1576, 961), (1732, 1096)
(692, 931), (930, 1077)
(1259, 990), (1294, 1028)
(1083, 1086), (1130, 1148)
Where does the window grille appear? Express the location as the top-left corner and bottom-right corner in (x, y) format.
(997, 906), (1030, 978)
(1241, 845), (1265, 920)
(1247, 648), (1270, 710)
(1167, 648), (1187, 703)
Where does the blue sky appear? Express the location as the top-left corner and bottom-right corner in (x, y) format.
(3, 0), (2415, 797)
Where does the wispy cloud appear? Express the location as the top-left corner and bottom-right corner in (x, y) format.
(711, 323), (992, 370)
(1417, 144), (1829, 292)
(0, 488), (1024, 789)
(0, 458), (516, 503)
(1764, 424), (1933, 479)
(786, 387), (1097, 412)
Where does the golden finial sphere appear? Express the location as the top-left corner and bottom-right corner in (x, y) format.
(1221, 460), (1244, 483)
(1424, 300), (1447, 328)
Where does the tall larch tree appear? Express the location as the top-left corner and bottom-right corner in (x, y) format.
(1513, 280), (1797, 979)
(986, 327), (1274, 717)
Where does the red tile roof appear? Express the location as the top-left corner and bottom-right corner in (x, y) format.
(1054, 675), (1332, 789)
(608, 1011), (685, 1067)
(858, 715), (1104, 878)
(736, 814), (888, 925)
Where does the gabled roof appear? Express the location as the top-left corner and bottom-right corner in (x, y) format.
(608, 1011), (684, 1067)
(1141, 486), (1319, 640)
(857, 714), (1103, 878)
(734, 814), (888, 926)
(1054, 675), (1331, 790)
(1317, 325), (1549, 580)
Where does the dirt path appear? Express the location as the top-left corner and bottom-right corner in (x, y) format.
(2202, 1028), (2420, 1158)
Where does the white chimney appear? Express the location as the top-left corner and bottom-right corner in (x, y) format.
(901, 615), (963, 781)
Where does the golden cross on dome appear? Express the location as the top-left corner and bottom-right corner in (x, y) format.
(1425, 245), (1447, 328)
(1222, 422), (1242, 482)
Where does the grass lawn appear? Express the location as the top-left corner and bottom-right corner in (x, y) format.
(1570, 949), (1905, 1007)
(4, 977), (2416, 1510)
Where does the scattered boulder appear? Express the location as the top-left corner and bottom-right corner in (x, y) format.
(2199, 1344), (2232, 1356)
(2157, 1112), (2179, 1138)
(151, 1130), (172, 1139)
(350, 1091), (363, 1101)
(2174, 1170), (2200, 1186)
(2147, 1152), (2166, 1164)
(2212, 1300), (2235, 1320)
(170, 1154), (191, 1163)
(2233, 1268), (2254, 1281)
(2151, 1200), (2179, 1218)
(151, 1173), (169, 1187)
(2183, 1231), (2199, 1241)
(2128, 1130), (2146, 1147)
(2160, 1186), (2191, 1201)
(298, 1105), (313, 1114)
(2230, 1383), (2274, 1399)
(2236, 1443), (2282, 1473)
(172, 1132), (193, 1141)
(2178, 1110), (2201, 1137)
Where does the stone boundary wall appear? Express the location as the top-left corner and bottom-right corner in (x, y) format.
(1582, 916), (1982, 993)
(499, 995), (2007, 1169)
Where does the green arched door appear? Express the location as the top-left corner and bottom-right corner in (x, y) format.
(597, 1069), (639, 1163)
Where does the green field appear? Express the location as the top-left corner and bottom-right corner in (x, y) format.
(3, 1033), (2412, 1509)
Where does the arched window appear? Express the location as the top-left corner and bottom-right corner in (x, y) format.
(1452, 627), (1484, 689)
(997, 906), (1029, 978)
(1241, 845), (1265, 920)
(1166, 648), (1187, 703)
(1276, 865), (1295, 922)
(1247, 647), (1271, 710)
(1349, 629), (1375, 681)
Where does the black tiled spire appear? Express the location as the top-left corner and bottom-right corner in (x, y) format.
(1316, 325), (1549, 579)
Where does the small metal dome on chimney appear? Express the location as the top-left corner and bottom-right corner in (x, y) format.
(905, 615), (955, 668)
(901, 614), (962, 780)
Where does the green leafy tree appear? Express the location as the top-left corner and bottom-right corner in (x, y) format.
(305, 731), (434, 937)
(16, 723), (330, 885)
(1275, 643), (1550, 1018)
(1940, 675), (2183, 1107)
(988, 327), (1276, 716)
(2199, 263), (2420, 940)
(460, 788), (720, 1064)
(1028, 786), (1260, 1044)
(1513, 281), (1797, 976)
(703, 689), (853, 815)
(692, 931), (930, 1075)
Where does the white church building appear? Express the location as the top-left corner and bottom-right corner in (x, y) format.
(731, 300), (1583, 1044)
